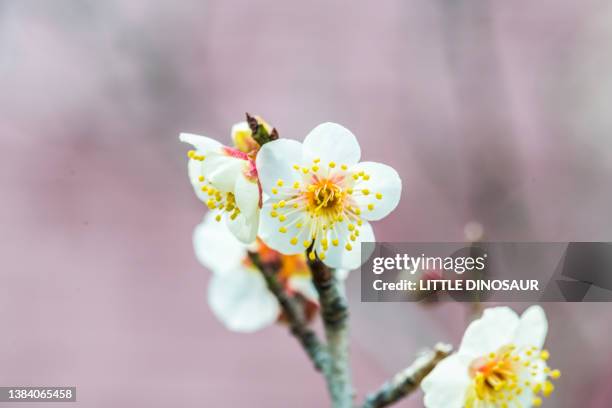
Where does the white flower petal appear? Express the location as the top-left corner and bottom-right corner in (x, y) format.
(459, 307), (520, 357)
(201, 153), (246, 192)
(288, 275), (318, 303)
(231, 121), (250, 137)
(513, 384), (537, 408)
(514, 305), (548, 350)
(303, 123), (361, 166)
(193, 212), (245, 275)
(179, 133), (223, 151)
(234, 174), (260, 221)
(422, 354), (471, 408)
(256, 139), (303, 195)
(335, 269), (350, 280)
(187, 159), (209, 201)
(350, 161), (402, 221)
(258, 200), (309, 255)
(322, 220), (375, 270)
(208, 267), (280, 333)
(226, 209), (259, 244)
(231, 121), (259, 153)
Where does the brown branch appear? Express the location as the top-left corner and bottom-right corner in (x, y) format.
(308, 255), (352, 408)
(362, 343), (453, 408)
(248, 252), (329, 372)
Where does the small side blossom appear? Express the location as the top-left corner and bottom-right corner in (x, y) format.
(255, 123), (402, 270)
(180, 121), (265, 244)
(193, 211), (323, 332)
(422, 306), (561, 408)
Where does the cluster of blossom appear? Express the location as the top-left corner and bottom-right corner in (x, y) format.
(423, 306), (561, 408)
(180, 117), (559, 407)
(180, 117), (401, 331)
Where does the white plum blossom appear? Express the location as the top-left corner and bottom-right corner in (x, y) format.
(194, 211), (322, 332)
(180, 123), (262, 244)
(422, 306), (561, 408)
(255, 123), (402, 270)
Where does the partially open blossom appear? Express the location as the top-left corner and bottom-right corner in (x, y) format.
(193, 211), (323, 332)
(256, 122), (402, 270)
(422, 306), (561, 408)
(180, 122), (264, 244)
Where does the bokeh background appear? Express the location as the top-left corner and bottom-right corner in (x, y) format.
(2, 1), (612, 406)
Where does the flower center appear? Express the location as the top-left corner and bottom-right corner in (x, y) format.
(306, 179), (345, 216)
(267, 158), (384, 260)
(465, 344), (561, 408)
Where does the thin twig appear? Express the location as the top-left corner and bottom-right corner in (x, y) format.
(308, 255), (352, 408)
(362, 343), (453, 408)
(248, 252), (329, 372)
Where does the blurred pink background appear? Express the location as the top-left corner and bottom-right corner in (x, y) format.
(2, 1), (612, 406)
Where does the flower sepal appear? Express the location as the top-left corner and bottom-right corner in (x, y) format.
(246, 112), (279, 146)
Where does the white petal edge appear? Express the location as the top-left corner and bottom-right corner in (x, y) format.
(513, 305), (548, 350)
(256, 139), (303, 195)
(350, 161), (402, 221)
(207, 267), (280, 333)
(193, 212), (245, 275)
(422, 354), (471, 408)
(459, 306), (520, 358)
(179, 133), (223, 152)
(226, 208), (259, 244)
(187, 158), (208, 201)
(323, 220), (375, 270)
(234, 174), (261, 221)
(231, 121), (250, 137)
(302, 122), (361, 167)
